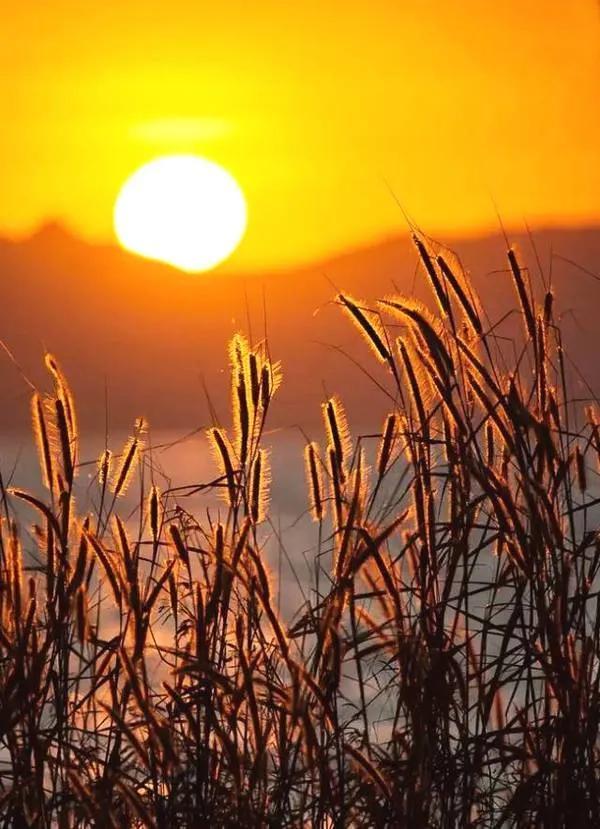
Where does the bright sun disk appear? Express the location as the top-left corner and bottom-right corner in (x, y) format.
(114, 155), (247, 272)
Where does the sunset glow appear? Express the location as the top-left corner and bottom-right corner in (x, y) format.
(3, 3), (600, 824)
(114, 156), (247, 271)
(1, 2), (599, 268)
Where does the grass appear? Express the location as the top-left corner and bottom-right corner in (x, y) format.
(1, 232), (600, 826)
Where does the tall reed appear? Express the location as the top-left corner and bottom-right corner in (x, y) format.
(1, 238), (599, 827)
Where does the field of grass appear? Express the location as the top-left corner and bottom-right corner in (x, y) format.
(1, 234), (599, 827)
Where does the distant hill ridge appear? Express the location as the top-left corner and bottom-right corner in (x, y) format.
(1, 223), (599, 434)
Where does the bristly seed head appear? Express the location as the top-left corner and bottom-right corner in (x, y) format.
(305, 442), (325, 522)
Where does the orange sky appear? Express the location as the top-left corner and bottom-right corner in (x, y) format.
(1, 1), (599, 269)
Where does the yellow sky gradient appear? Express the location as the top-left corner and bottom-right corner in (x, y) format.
(2, 1), (599, 268)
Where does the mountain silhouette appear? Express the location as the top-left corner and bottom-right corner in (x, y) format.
(1, 223), (600, 436)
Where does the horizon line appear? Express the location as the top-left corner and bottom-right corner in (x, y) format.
(2, 215), (600, 276)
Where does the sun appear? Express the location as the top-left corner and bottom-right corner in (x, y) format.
(114, 155), (247, 272)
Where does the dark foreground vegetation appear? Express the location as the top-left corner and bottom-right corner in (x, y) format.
(1, 234), (599, 826)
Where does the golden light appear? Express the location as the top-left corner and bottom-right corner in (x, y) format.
(114, 155), (247, 272)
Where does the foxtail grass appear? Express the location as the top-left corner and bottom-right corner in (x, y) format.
(1, 237), (599, 827)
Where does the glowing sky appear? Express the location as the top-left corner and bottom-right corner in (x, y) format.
(2, 1), (599, 268)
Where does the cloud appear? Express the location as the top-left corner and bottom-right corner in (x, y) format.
(129, 117), (234, 144)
